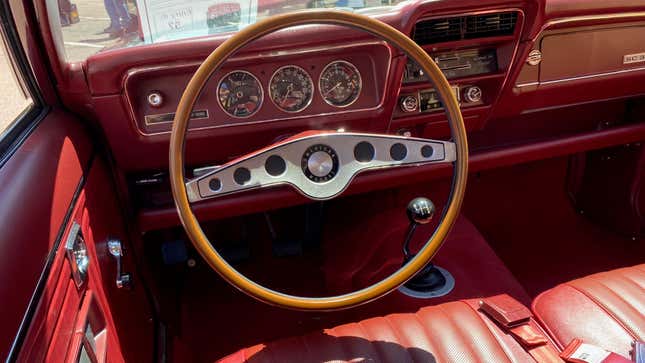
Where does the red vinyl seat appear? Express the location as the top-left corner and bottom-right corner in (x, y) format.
(532, 264), (645, 359)
(218, 265), (645, 362)
(218, 298), (554, 363)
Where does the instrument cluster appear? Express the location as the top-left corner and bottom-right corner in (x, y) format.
(216, 60), (362, 118)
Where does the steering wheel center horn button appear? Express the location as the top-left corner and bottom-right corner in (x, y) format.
(302, 144), (339, 182)
(186, 131), (456, 202)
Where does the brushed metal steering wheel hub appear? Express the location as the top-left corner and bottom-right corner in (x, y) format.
(302, 144), (339, 182)
(307, 151), (333, 177)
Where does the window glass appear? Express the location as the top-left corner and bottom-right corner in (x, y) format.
(0, 39), (33, 134)
(57, 0), (406, 62)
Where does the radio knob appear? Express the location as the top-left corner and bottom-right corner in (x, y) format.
(400, 95), (419, 113)
(464, 86), (482, 103)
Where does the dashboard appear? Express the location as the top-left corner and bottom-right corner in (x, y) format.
(59, 0), (645, 227)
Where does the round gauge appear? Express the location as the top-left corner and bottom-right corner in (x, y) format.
(217, 70), (263, 118)
(269, 65), (314, 113)
(319, 60), (362, 107)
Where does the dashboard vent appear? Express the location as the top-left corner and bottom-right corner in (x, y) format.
(413, 12), (518, 45)
(464, 12), (518, 39)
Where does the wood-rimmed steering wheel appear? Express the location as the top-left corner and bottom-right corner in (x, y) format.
(169, 10), (468, 311)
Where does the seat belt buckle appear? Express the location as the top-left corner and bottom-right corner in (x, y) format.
(479, 295), (548, 347)
(479, 294), (532, 328)
(561, 339), (632, 363)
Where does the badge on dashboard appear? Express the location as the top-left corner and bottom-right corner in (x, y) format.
(623, 52), (645, 64)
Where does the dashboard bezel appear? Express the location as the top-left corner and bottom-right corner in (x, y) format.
(318, 60), (363, 108)
(122, 41), (392, 136)
(268, 64), (315, 113)
(216, 69), (265, 118)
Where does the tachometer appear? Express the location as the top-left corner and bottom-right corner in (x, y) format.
(269, 65), (313, 113)
(217, 70), (263, 118)
(319, 61), (361, 107)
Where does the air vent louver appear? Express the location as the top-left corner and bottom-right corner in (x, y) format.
(413, 12), (517, 45)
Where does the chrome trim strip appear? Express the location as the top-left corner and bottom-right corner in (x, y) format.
(543, 12), (645, 30)
(144, 109), (209, 125)
(515, 82), (539, 88)
(186, 132), (455, 202)
(541, 66), (645, 85)
(516, 66), (645, 89)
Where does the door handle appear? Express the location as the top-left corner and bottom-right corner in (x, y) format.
(107, 240), (132, 289)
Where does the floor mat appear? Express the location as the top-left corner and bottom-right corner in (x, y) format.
(463, 157), (645, 297)
(172, 200), (529, 362)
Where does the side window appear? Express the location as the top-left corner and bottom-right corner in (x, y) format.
(0, 34), (34, 136)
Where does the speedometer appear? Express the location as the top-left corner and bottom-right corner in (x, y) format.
(319, 60), (361, 107)
(217, 70), (263, 118)
(269, 65), (313, 113)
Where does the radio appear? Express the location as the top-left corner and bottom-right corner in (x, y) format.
(404, 48), (498, 84)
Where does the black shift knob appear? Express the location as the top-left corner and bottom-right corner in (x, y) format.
(406, 197), (435, 225)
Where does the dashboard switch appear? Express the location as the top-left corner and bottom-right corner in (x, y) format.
(464, 86), (482, 103)
(400, 95), (419, 113)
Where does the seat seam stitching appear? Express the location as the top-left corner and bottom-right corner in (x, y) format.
(532, 290), (566, 351)
(383, 315), (415, 363)
(461, 301), (515, 363)
(438, 303), (482, 362)
(357, 320), (384, 363)
(333, 325), (352, 363)
(415, 309), (446, 362)
(588, 277), (644, 337)
(619, 273), (645, 291)
(565, 282), (640, 341)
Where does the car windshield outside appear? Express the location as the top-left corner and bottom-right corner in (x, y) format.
(56, 0), (406, 62)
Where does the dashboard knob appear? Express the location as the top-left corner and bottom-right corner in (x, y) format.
(147, 91), (164, 107)
(464, 86), (482, 103)
(400, 95), (419, 113)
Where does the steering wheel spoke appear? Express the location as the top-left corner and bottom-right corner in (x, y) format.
(186, 132), (455, 202)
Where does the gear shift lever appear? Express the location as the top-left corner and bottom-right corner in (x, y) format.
(402, 197), (447, 292)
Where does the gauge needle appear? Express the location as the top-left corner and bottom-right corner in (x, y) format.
(281, 84), (293, 105)
(324, 82), (342, 96)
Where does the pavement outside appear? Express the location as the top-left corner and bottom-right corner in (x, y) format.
(61, 0), (135, 62)
(1, 0), (125, 132)
(0, 45), (31, 133)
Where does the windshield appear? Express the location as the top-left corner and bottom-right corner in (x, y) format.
(55, 0), (406, 62)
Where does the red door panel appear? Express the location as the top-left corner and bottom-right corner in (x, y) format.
(0, 110), (91, 359)
(1, 110), (154, 362)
